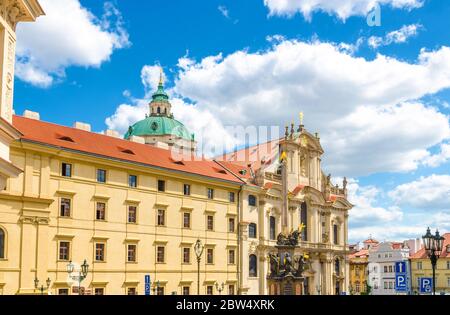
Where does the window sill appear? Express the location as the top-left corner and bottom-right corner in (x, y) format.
(156, 262), (166, 265)
(126, 261), (138, 264)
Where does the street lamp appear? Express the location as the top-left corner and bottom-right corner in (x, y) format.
(215, 282), (224, 295)
(34, 277), (51, 295)
(67, 260), (89, 295)
(194, 239), (204, 295)
(422, 227), (445, 295)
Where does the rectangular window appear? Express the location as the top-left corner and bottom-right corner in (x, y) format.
(207, 215), (214, 231)
(207, 188), (214, 200)
(228, 285), (235, 295)
(183, 248), (191, 264)
(448, 277), (450, 287)
(384, 266), (388, 273)
(127, 288), (137, 295)
(156, 287), (164, 295)
(183, 184), (191, 196)
(206, 286), (213, 295)
(128, 206), (137, 224)
(229, 192), (235, 203)
(228, 218), (235, 233)
(157, 246), (165, 263)
(447, 261), (450, 270)
(61, 163), (72, 177)
(95, 243), (105, 262)
(388, 282), (393, 290)
(333, 224), (339, 245)
(94, 288), (105, 295)
(388, 265), (393, 273)
(97, 169), (106, 183)
(59, 241), (70, 261)
(384, 282), (388, 289)
(269, 216), (276, 240)
(228, 249), (235, 265)
(58, 288), (69, 295)
(157, 209), (166, 226)
(96, 202), (106, 221)
(183, 212), (191, 229)
(129, 175), (137, 188)
(158, 180), (166, 192)
(207, 248), (214, 264)
(248, 195), (257, 206)
(183, 286), (190, 295)
(127, 244), (137, 262)
(60, 198), (71, 217)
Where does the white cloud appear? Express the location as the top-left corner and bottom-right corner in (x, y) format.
(421, 143), (450, 167)
(263, 0), (424, 21)
(344, 178), (403, 225)
(15, 0), (130, 87)
(368, 24), (422, 49)
(218, 5), (230, 19)
(389, 174), (450, 210)
(172, 40), (450, 176)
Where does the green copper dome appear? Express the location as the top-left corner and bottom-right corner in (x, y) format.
(124, 116), (193, 141)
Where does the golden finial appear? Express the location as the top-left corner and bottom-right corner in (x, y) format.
(299, 112), (304, 126)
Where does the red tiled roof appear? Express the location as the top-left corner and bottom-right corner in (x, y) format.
(391, 242), (404, 250)
(219, 138), (281, 172)
(410, 233), (450, 259)
(328, 194), (338, 202)
(349, 249), (369, 259)
(363, 238), (379, 244)
(12, 115), (244, 184)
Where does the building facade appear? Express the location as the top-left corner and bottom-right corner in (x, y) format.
(0, 0), (44, 190)
(410, 233), (450, 295)
(220, 123), (353, 295)
(367, 242), (410, 295)
(348, 238), (379, 295)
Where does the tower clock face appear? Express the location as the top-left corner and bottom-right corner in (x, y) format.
(151, 122), (158, 131)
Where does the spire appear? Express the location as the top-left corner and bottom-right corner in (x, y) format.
(159, 66), (164, 87)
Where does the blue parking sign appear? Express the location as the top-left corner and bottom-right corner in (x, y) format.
(145, 275), (151, 295)
(420, 278), (433, 294)
(395, 274), (407, 292)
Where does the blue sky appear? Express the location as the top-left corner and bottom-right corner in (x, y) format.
(13, 0), (450, 243)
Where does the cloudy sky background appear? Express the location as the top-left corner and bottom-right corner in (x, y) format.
(14, 0), (450, 243)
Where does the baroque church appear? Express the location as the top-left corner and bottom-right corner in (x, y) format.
(0, 0), (352, 295)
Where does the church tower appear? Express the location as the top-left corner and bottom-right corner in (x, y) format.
(0, 0), (44, 189)
(125, 68), (196, 152)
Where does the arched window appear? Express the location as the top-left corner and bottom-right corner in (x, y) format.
(300, 202), (308, 241)
(269, 216), (276, 240)
(0, 228), (5, 259)
(249, 254), (257, 277)
(157, 107), (161, 114)
(248, 195), (257, 207)
(248, 223), (257, 238)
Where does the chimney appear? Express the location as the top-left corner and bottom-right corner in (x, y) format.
(129, 136), (145, 144)
(105, 130), (120, 138)
(23, 110), (40, 120)
(73, 122), (91, 132)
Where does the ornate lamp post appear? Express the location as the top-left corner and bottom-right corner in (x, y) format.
(215, 282), (225, 295)
(34, 277), (51, 295)
(67, 260), (89, 295)
(422, 227), (445, 295)
(194, 239), (204, 295)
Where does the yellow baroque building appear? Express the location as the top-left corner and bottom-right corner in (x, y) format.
(410, 233), (450, 295)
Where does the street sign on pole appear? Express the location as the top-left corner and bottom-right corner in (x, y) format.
(419, 278), (433, 294)
(395, 261), (407, 274)
(145, 275), (151, 296)
(395, 261), (408, 293)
